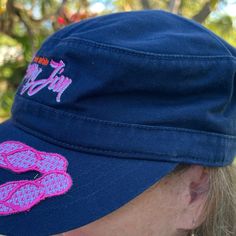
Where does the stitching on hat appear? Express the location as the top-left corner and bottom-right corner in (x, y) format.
(0, 172), (72, 215)
(20, 59), (72, 103)
(193, 26), (233, 57)
(0, 141), (68, 173)
(0, 141), (73, 216)
(164, 10), (234, 57)
(15, 94), (236, 140)
(49, 37), (236, 61)
(11, 118), (229, 166)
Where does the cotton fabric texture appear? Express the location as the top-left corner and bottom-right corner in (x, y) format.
(0, 9), (236, 236)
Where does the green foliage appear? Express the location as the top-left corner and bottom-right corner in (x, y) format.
(0, 88), (14, 120)
(0, 0), (236, 122)
(205, 14), (236, 46)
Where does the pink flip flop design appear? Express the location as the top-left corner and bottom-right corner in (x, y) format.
(0, 141), (68, 173)
(0, 141), (73, 216)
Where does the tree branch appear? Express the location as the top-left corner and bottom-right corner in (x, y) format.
(192, 1), (211, 23)
(11, 2), (35, 52)
(168, 0), (181, 13)
(141, 0), (151, 9)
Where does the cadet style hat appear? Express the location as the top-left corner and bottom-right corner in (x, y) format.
(0, 9), (236, 236)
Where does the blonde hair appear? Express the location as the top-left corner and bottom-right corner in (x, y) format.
(170, 163), (236, 236)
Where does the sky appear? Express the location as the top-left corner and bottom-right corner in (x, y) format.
(221, 0), (236, 16)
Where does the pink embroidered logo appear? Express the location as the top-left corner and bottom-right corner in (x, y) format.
(20, 58), (72, 102)
(0, 140), (72, 215)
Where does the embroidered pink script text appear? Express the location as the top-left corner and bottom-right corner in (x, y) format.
(0, 141), (72, 215)
(20, 59), (72, 102)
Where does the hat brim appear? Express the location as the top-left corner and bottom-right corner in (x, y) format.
(0, 119), (178, 236)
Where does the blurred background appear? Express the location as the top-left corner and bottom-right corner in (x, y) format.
(0, 0), (236, 122)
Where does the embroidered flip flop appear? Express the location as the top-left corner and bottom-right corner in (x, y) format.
(0, 171), (72, 215)
(0, 141), (68, 173)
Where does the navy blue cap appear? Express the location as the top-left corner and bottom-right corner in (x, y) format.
(0, 9), (236, 236)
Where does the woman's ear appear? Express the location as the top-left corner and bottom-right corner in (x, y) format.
(175, 165), (209, 230)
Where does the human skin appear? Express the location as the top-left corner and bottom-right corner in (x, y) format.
(61, 165), (209, 236)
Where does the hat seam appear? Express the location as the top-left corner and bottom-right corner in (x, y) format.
(192, 25), (233, 57)
(163, 9), (234, 57)
(12, 96), (234, 166)
(11, 118), (229, 166)
(48, 36), (236, 61)
(14, 94), (236, 140)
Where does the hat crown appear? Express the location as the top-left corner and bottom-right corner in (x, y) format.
(49, 10), (235, 56)
(15, 10), (236, 131)
(11, 10), (236, 166)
